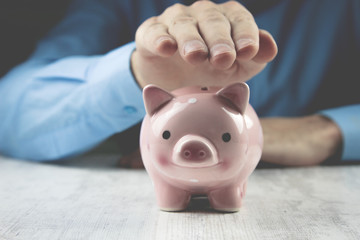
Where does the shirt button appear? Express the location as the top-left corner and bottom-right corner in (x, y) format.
(123, 106), (137, 114)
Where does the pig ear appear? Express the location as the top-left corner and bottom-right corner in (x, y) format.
(143, 85), (174, 115)
(216, 82), (250, 114)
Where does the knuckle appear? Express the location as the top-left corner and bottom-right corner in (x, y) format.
(171, 15), (197, 27)
(192, 0), (215, 8)
(144, 16), (159, 26)
(201, 12), (226, 23)
(228, 11), (255, 24)
(198, 7), (225, 22)
(147, 22), (166, 33)
(172, 3), (185, 11)
(138, 16), (158, 31)
(224, 1), (241, 8)
(137, 17), (158, 34)
(164, 3), (186, 15)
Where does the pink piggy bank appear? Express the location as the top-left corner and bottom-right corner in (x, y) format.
(140, 82), (263, 212)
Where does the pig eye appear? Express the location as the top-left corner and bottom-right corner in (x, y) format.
(222, 133), (231, 142)
(162, 130), (171, 140)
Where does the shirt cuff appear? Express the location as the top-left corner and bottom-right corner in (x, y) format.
(86, 41), (146, 131)
(320, 104), (360, 161)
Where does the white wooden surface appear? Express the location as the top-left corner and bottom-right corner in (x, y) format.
(0, 155), (359, 240)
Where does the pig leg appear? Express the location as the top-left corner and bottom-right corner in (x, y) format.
(153, 179), (191, 211)
(208, 182), (246, 212)
(242, 181), (247, 197)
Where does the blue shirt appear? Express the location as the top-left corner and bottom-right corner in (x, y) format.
(0, 0), (359, 161)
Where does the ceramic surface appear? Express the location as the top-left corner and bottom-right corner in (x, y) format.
(140, 83), (263, 212)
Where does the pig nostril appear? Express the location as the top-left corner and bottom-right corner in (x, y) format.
(184, 150), (191, 158)
(198, 150), (206, 158)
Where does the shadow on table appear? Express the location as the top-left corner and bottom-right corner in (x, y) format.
(181, 195), (236, 214)
(186, 195), (216, 213)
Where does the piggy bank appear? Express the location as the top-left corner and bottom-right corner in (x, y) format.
(140, 82), (263, 212)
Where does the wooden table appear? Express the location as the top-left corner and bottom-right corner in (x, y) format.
(0, 154), (359, 240)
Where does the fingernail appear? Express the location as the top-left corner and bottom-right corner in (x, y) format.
(236, 38), (256, 51)
(210, 43), (233, 58)
(183, 40), (207, 56)
(156, 36), (174, 46)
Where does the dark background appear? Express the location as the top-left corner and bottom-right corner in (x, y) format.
(0, 0), (72, 77)
(0, 0), (283, 78)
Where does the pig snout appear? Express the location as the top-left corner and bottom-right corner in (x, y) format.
(173, 135), (218, 168)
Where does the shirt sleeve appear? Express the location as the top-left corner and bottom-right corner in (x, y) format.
(0, 42), (145, 161)
(320, 104), (360, 161)
(0, 0), (146, 161)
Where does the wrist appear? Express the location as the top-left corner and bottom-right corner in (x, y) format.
(260, 115), (343, 166)
(130, 50), (146, 89)
(313, 114), (343, 161)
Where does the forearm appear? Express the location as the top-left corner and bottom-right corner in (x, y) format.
(260, 115), (342, 166)
(0, 43), (145, 161)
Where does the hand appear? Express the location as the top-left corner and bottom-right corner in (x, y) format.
(131, 0), (277, 91)
(260, 115), (343, 166)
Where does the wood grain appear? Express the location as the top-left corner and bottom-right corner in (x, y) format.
(0, 155), (359, 240)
